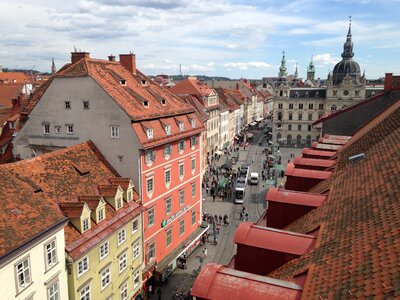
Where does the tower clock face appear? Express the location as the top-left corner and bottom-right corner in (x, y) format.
(343, 90), (349, 96)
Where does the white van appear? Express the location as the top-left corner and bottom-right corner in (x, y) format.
(249, 172), (259, 185)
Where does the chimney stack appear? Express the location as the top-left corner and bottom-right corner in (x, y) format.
(71, 52), (90, 64)
(108, 54), (116, 62)
(119, 53), (136, 74)
(384, 73), (393, 91)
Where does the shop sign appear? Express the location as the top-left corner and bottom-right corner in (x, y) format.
(161, 205), (190, 228)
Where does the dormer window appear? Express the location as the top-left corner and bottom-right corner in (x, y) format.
(161, 99), (166, 105)
(191, 119), (196, 128)
(127, 190), (133, 202)
(120, 79), (126, 85)
(295, 92), (299, 98)
(98, 208), (105, 222)
(141, 80), (147, 85)
(315, 92), (319, 99)
(143, 100), (149, 107)
(179, 122), (184, 131)
(146, 128), (153, 139)
(9, 121), (16, 129)
(165, 125), (171, 135)
(116, 197), (123, 209)
(82, 218), (90, 232)
(305, 92), (309, 98)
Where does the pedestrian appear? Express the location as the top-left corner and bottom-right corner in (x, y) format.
(157, 288), (162, 300)
(201, 233), (206, 245)
(203, 247), (208, 257)
(240, 211), (244, 221)
(148, 284), (153, 296)
(213, 194), (216, 202)
(223, 214), (228, 226)
(242, 206), (246, 213)
(219, 215), (222, 225)
(245, 211), (249, 221)
(216, 224), (220, 234)
(206, 186), (209, 194)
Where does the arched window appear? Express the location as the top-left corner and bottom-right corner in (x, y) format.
(277, 112), (283, 121)
(287, 135), (292, 145)
(331, 105), (337, 111)
(296, 135), (302, 146)
(306, 135), (312, 146)
(277, 133), (282, 144)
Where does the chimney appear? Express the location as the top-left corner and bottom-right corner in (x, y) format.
(108, 54), (116, 62)
(384, 73), (393, 91)
(119, 53), (136, 74)
(71, 52), (90, 64)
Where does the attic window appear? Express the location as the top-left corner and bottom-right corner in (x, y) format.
(11, 208), (21, 216)
(143, 101), (149, 107)
(349, 153), (365, 164)
(191, 119), (196, 128)
(161, 99), (166, 105)
(120, 79), (126, 85)
(179, 122), (184, 131)
(146, 128), (154, 139)
(141, 80), (147, 85)
(73, 165), (90, 176)
(34, 188), (43, 193)
(165, 125), (171, 135)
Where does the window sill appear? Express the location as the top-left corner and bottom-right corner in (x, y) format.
(15, 282), (34, 297)
(44, 261), (59, 275)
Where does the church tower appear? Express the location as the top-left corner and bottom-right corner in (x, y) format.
(51, 58), (56, 74)
(307, 56), (315, 81)
(278, 51), (287, 78)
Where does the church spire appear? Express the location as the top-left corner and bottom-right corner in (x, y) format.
(342, 16), (354, 59)
(307, 55), (315, 81)
(51, 58), (56, 74)
(294, 63), (298, 79)
(278, 51), (287, 78)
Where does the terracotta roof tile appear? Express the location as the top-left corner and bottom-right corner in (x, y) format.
(267, 99), (400, 298)
(0, 83), (23, 108)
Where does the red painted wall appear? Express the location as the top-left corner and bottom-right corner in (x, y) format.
(141, 134), (202, 266)
(267, 202), (314, 229)
(235, 244), (297, 275)
(285, 176), (324, 192)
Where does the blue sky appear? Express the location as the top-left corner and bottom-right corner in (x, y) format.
(1, 0), (399, 79)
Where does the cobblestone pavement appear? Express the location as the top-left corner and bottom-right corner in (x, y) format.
(148, 126), (303, 300)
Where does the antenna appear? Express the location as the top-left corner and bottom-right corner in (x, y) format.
(179, 64), (183, 78)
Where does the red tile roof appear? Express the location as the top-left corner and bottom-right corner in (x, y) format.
(266, 188), (327, 207)
(268, 100), (400, 299)
(169, 77), (214, 98)
(0, 83), (23, 108)
(0, 72), (30, 84)
(285, 163), (332, 180)
(179, 95), (209, 123)
(293, 157), (335, 169)
(192, 264), (303, 300)
(0, 141), (141, 259)
(214, 87), (240, 111)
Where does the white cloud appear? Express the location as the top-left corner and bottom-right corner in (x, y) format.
(224, 62), (271, 70)
(227, 43), (239, 49)
(313, 54), (340, 65)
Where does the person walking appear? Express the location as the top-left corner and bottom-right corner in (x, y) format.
(245, 211), (249, 221)
(240, 211), (244, 221)
(203, 247), (208, 257)
(219, 215), (222, 225)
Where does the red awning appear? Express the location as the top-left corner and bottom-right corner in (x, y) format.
(323, 134), (351, 141)
(293, 157), (335, 168)
(266, 187), (327, 207)
(318, 138), (347, 145)
(285, 163), (332, 180)
(191, 264), (303, 300)
(301, 148), (336, 158)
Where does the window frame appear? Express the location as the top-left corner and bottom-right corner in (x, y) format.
(117, 228), (127, 246)
(44, 239), (58, 270)
(132, 219), (139, 234)
(146, 128), (154, 139)
(82, 218), (89, 232)
(133, 268), (140, 288)
(66, 124), (74, 135)
(43, 123), (50, 135)
(119, 251), (128, 273)
(179, 163), (184, 177)
(191, 209), (196, 225)
(166, 228), (172, 247)
(47, 280), (59, 300)
(15, 256), (32, 292)
(146, 177), (154, 194)
(179, 189), (185, 206)
(191, 182), (196, 198)
(148, 242), (156, 262)
(83, 101), (90, 110)
(65, 101), (71, 109)
(148, 207), (155, 227)
(99, 241), (110, 260)
(165, 169), (171, 186)
(133, 239), (140, 260)
(79, 283), (90, 300)
(101, 267), (111, 290)
(77, 256), (89, 277)
(111, 126), (120, 139)
(55, 125), (61, 134)
(179, 218), (185, 236)
(165, 197), (172, 215)
(120, 281), (128, 300)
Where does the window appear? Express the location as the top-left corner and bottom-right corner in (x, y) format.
(101, 267), (111, 290)
(191, 182), (196, 198)
(165, 197), (172, 215)
(289, 103), (293, 109)
(191, 209), (196, 225)
(166, 228), (172, 247)
(77, 256), (89, 276)
(83, 101), (90, 110)
(288, 113), (293, 120)
(308, 103), (314, 109)
(179, 163), (184, 177)
(79, 284), (90, 300)
(178, 140), (186, 152)
(148, 207), (155, 227)
(111, 126), (119, 138)
(298, 103), (303, 109)
(179, 219), (185, 236)
(179, 122), (184, 131)
(98, 208), (104, 222)
(133, 239), (140, 259)
(47, 281), (59, 300)
(44, 123), (50, 134)
(191, 119), (196, 128)
(318, 113), (323, 119)
(298, 125), (301, 131)
(9, 121), (15, 129)
(333, 90), (337, 97)
(119, 252), (127, 273)
(331, 105), (337, 111)
(148, 242), (156, 262)
(298, 113), (303, 121)
(165, 125), (171, 135)
(55, 126), (61, 134)
(318, 103), (324, 110)
(15, 258), (31, 292)
(82, 218), (89, 232)
(120, 79), (126, 85)
(132, 219), (138, 234)
(355, 90), (360, 96)
(165, 169), (171, 185)
(146, 177), (154, 194)
(99, 241), (109, 260)
(308, 113), (313, 121)
(120, 282), (128, 300)
(305, 92), (309, 98)
(45, 239), (57, 269)
(118, 228), (126, 245)
(191, 158), (196, 171)
(65, 101), (71, 109)
(146, 128), (153, 139)
(190, 136), (198, 148)
(133, 268), (140, 288)
(66, 124), (74, 134)
(308, 125), (312, 131)
(179, 189), (185, 206)
(116, 197), (123, 209)
(161, 99), (166, 105)
(278, 103), (283, 109)
(288, 124), (292, 131)
(163, 144), (172, 157)
(145, 150), (156, 164)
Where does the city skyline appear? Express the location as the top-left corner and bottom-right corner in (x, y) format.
(1, 0), (399, 79)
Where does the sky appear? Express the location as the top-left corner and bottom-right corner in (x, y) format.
(1, 0), (399, 79)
